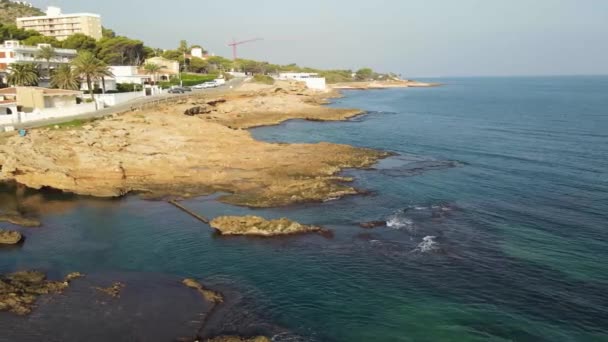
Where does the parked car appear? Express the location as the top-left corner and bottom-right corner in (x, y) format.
(168, 88), (184, 94)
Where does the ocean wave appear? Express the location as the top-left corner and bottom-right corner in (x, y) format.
(386, 215), (414, 230)
(373, 155), (463, 178)
(415, 236), (439, 253)
(348, 110), (398, 122)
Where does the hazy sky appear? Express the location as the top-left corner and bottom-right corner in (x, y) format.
(27, 0), (608, 77)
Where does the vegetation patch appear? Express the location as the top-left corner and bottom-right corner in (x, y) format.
(159, 73), (217, 88)
(252, 74), (275, 85)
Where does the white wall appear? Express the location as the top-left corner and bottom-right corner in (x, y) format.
(0, 102), (97, 127)
(94, 91), (143, 107)
(0, 114), (17, 126)
(301, 78), (326, 90)
(18, 102), (97, 123)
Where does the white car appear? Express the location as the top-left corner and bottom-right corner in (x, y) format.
(192, 83), (210, 89)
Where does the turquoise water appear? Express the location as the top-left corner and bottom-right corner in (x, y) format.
(1, 76), (608, 341)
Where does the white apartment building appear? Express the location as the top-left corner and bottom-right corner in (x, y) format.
(0, 40), (77, 84)
(16, 6), (102, 41)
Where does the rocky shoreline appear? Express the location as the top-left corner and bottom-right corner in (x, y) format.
(0, 80), (389, 207)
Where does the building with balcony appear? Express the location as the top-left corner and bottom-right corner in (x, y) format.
(16, 6), (102, 41)
(0, 40), (78, 86)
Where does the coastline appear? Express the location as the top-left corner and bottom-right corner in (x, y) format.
(0, 80), (397, 208)
(330, 79), (441, 90)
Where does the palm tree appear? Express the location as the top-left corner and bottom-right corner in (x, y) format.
(50, 64), (79, 90)
(7, 63), (39, 86)
(143, 62), (163, 85)
(98, 63), (113, 94)
(35, 45), (55, 80)
(71, 51), (113, 99)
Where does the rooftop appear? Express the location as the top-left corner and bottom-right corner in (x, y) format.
(16, 6), (100, 20)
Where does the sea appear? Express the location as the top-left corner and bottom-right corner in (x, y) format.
(0, 76), (607, 341)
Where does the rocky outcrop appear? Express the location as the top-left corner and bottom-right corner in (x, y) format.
(359, 221), (387, 229)
(0, 271), (83, 315)
(210, 215), (328, 237)
(184, 98), (227, 116)
(0, 229), (22, 244)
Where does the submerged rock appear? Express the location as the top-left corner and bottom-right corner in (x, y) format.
(0, 214), (41, 227)
(210, 215), (328, 237)
(0, 270), (83, 315)
(206, 336), (271, 342)
(182, 278), (223, 304)
(94, 282), (126, 298)
(359, 221), (386, 229)
(0, 229), (23, 244)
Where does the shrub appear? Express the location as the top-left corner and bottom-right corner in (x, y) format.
(252, 74), (275, 85)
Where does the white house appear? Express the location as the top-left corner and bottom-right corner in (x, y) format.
(0, 40), (78, 85)
(275, 72), (326, 90)
(191, 47), (205, 59)
(81, 66), (154, 92)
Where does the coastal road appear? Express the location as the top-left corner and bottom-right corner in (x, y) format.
(9, 78), (246, 130)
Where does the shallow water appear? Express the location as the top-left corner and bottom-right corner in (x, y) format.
(1, 76), (607, 341)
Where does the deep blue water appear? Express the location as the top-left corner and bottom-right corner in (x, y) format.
(1, 76), (607, 341)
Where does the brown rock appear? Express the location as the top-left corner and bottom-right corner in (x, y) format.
(359, 221), (387, 229)
(210, 215), (328, 237)
(0, 229), (22, 244)
(0, 270), (83, 315)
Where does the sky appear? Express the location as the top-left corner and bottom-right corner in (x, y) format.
(26, 0), (608, 77)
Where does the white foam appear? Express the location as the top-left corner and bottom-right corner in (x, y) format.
(386, 215), (414, 230)
(415, 236), (438, 253)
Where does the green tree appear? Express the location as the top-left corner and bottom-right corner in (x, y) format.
(72, 51), (113, 98)
(61, 33), (97, 53)
(7, 63), (39, 86)
(206, 56), (233, 72)
(96, 36), (146, 65)
(101, 27), (116, 38)
(35, 45), (55, 79)
(162, 49), (182, 61)
(22, 35), (61, 47)
(355, 68), (374, 81)
(50, 64), (79, 90)
(177, 40), (188, 54)
(189, 57), (208, 73)
(0, 23), (40, 41)
(143, 62), (164, 84)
